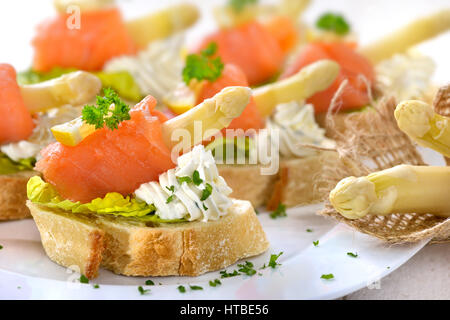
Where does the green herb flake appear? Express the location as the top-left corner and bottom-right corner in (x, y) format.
(0, 245), (3, 250)
(202, 203), (208, 211)
(166, 185), (175, 193)
(166, 194), (174, 204)
(178, 285), (186, 293)
(229, 0), (258, 12)
(254, 208), (259, 215)
(238, 261), (257, 276)
(192, 170), (203, 186)
(138, 286), (150, 295)
(313, 240), (319, 247)
(220, 270), (240, 278)
(82, 88), (131, 131)
(177, 176), (192, 184)
(145, 280), (155, 286)
(269, 203), (287, 219)
(347, 252), (358, 258)
(316, 12), (350, 35)
(200, 183), (213, 201)
(306, 229), (313, 233)
(189, 285), (203, 291)
(321, 273), (335, 280)
(209, 279), (222, 287)
(268, 252), (283, 269)
(93, 284), (100, 289)
(182, 42), (224, 85)
(79, 275), (89, 284)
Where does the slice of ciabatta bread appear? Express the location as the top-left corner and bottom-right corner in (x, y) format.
(0, 171), (38, 220)
(28, 199), (269, 279)
(218, 150), (340, 210)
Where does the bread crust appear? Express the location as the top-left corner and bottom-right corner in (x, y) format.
(219, 151), (340, 210)
(0, 171), (38, 221)
(27, 199), (269, 279)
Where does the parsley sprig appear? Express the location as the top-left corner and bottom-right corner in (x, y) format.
(316, 12), (350, 35)
(82, 88), (131, 130)
(229, 0), (258, 12)
(182, 43), (224, 85)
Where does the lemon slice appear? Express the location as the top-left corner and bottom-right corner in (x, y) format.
(51, 117), (96, 147)
(163, 83), (196, 115)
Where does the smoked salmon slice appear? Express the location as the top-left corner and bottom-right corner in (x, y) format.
(0, 64), (35, 144)
(36, 95), (174, 203)
(32, 8), (136, 72)
(281, 42), (375, 112)
(196, 20), (287, 86)
(196, 64), (265, 133)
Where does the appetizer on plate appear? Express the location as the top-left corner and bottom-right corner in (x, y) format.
(165, 41), (341, 209)
(0, 64), (101, 220)
(21, 0), (199, 102)
(27, 86), (269, 279)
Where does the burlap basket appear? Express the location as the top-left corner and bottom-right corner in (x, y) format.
(314, 85), (450, 244)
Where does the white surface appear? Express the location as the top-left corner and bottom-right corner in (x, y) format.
(0, 204), (428, 300)
(0, 0), (449, 300)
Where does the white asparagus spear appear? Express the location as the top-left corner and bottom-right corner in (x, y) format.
(20, 71), (102, 114)
(161, 86), (251, 150)
(359, 9), (450, 64)
(330, 165), (450, 220)
(252, 60), (340, 117)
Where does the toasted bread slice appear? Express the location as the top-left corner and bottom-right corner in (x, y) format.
(28, 199), (269, 279)
(219, 151), (340, 210)
(0, 171), (38, 220)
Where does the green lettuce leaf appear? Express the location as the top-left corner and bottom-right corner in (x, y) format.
(27, 176), (184, 223)
(0, 152), (35, 175)
(17, 68), (142, 102)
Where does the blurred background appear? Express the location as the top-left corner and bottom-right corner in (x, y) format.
(0, 0), (449, 84)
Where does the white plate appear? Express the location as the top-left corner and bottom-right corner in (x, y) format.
(0, 203), (429, 300)
(0, 0), (448, 300)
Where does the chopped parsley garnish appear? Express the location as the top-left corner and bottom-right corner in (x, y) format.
(268, 252), (283, 269)
(79, 275), (89, 284)
(313, 240), (319, 247)
(166, 194), (174, 204)
(166, 185), (175, 193)
(270, 203), (287, 219)
(93, 284), (100, 289)
(178, 285), (186, 293)
(192, 170), (203, 186)
(189, 285), (203, 291)
(220, 269), (240, 278)
(238, 261), (257, 276)
(316, 12), (350, 35)
(138, 286), (150, 295)
(0, 245), (3, 250)
(145, 280), (155, 286)
(209, 279), (222, 287)
(200, 183), (213, 201)
(202, 203), (208, 211)
(347, 252), (358, 258)
(321, 273), (335, 280)
(177, 176), (192, 184)
(229, 0), (258, 12)
(82, 88), (131, 130)
(182, 42), (224, 85)
(306, 229), (313, 233)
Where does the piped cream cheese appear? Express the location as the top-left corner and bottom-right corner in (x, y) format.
(134, 145), (233, 222)
(103, 35), (184, 102)
(376, 51), (435, 101)
(256, 101), (335, 158)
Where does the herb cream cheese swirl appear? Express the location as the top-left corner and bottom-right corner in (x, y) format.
(256, 101), (335, 158)
(135, 145), (233, 222)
